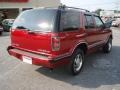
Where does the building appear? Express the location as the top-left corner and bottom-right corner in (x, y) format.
(100, 10), (114, 18)
(0, 0), (60, 19)
(100, 10), (120, 18)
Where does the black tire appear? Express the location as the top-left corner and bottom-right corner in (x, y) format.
(103, 38), (112, 53)
(68, 49), (84, 75)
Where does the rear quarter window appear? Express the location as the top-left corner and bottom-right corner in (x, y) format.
(84, 14), (95, 29)
(60, 10), (80, 32)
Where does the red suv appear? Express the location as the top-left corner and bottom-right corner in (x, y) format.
(7, 6), (113, 75)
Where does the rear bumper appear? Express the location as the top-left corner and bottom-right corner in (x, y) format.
(7, 46), (69, 68)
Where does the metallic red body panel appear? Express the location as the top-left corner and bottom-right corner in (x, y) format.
(11, 29), (52, 54)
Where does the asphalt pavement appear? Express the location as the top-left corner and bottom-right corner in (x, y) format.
(0, 27), (120, 90)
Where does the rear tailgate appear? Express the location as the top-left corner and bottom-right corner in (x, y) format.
(11, 29), (52, 55)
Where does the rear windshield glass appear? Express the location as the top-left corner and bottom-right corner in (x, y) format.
(12, 9), (57, 32)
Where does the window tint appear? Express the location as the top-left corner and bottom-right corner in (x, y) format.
(94, 16), (103, 27)
(60, 11), (80, 31)
(12, 9), (57, 32)
(84, 15), (94, 29)
(95, 16), (103, 27)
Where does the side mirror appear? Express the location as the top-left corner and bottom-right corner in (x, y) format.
(104, 21), (112, 28)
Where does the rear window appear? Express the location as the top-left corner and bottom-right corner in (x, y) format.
(12, 9), (57, 32)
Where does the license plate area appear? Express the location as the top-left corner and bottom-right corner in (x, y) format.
(22, 56), (32, 64)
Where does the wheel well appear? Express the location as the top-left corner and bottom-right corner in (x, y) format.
(76, 43), (88, 54)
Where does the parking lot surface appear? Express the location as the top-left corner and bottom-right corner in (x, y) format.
(0, 27), (120, 90)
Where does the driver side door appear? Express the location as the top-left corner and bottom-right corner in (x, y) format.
(94, 16), (108, 43)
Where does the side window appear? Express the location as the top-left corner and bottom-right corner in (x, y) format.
(84, 15), (94, 29)
(60, 11), (80, 32)
(94, 16), (104, 27)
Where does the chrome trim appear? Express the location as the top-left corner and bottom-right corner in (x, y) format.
(10, 48), (49, 60)
(12, 46), (51, 56)
(10, 46), (70, 61)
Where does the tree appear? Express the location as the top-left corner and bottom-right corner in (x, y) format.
(94, 9), (103, 15)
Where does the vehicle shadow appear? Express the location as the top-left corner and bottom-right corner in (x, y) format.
(36, 46), (120, 88)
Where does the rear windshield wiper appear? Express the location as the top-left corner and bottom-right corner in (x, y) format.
(16, 26), (31, 31)
(27, 30), (42, 34)
(16, 26), (45, 34)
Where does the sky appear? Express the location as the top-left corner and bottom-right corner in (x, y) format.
(60, 0), (120, 11)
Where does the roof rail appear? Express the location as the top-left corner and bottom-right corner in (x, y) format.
(58, 5), (90, 12)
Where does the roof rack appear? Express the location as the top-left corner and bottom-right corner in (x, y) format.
(58, 5), (90, 12)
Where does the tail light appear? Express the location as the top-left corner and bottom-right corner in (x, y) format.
(51, 36), (60, 51)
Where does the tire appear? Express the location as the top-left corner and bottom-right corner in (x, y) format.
(103, 38), (112, 53)
(68, 49), (84, 75)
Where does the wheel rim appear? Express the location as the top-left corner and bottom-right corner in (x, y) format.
(74, 54), (83, 72)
